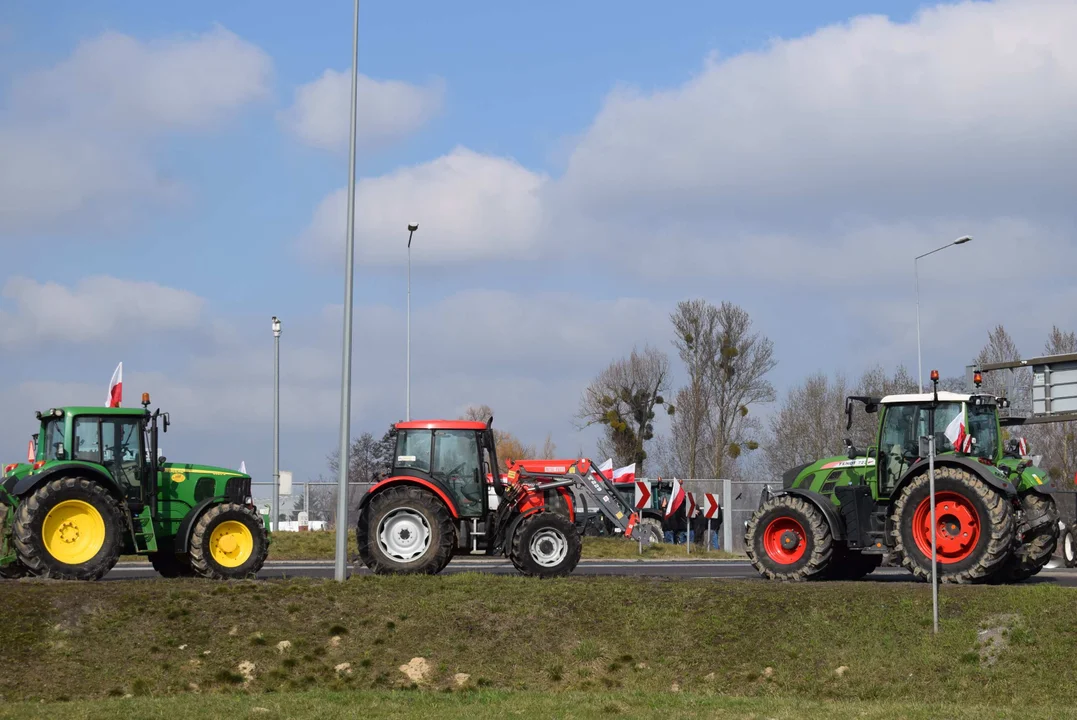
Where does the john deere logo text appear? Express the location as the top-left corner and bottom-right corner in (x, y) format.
(171, 473), (185, 483)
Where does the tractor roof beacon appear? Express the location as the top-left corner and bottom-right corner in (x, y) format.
(0, 394), (270, 581)
(355, 417), (647, 577)
(745, 370), (1060, 584)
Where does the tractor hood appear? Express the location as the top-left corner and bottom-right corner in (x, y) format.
(782, 455), (876, 490)
(995, 456), (1062, 493)
(161, 462), (250, 480)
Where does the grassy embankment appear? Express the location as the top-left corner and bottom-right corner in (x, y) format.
(1, 575), (1076, 717)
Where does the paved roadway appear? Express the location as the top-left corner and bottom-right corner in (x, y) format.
(106, 557), (1077, 586)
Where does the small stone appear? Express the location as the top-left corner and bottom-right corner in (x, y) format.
(635, 662), (648, 670)
(335, 662), (352, 676)
(188, 659), (202, 667)
(670, 681), (681, 692)
(704, 672), (717, 681)
(276, 640), (292, 654)
(399, 657), (432, 684)
(178, 644), (187, 650)
(123, 693), (133, 699)
(763, 667), (775, 679)
(228, 626), (239, 637)
(453, 673), (471, 687)
(329, 636), (342, 648)
(238, 660), (256, 684)
(835, 666), (849, 677)
(186, 682), (199, 692)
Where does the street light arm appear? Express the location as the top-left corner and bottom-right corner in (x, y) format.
(915, 236), (972, 261)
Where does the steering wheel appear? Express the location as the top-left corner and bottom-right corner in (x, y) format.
(443, 461), (467, 479)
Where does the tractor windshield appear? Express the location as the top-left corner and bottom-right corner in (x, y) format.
(965, 404), (999, 460)
(43, 418), (65, 461)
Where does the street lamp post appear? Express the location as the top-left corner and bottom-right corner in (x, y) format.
(334, 0), (360, 583)
(406, 223), (418, 421)
(272, 316), (281, 533)
(915, 236), (972, 392)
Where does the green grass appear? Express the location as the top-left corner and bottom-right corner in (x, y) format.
(254, 530), (740, 561)
(0, 689), (1072, 720)
(2, 575), (1077, 710)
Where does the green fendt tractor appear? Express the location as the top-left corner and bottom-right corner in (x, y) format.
(0, 394), (269, 581)
(745, 373), (1060, 584)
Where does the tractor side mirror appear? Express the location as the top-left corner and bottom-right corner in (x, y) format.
(844, 438), (863, 458)
(163, 414), (170, 433)
(844, 398), (853, 430)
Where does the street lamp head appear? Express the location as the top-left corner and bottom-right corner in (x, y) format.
(272, 316), (281, 337)
(954, 236), (972, 245)
(407, 223), (419, 232)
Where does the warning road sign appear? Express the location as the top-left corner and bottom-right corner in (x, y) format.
(634, 481), (651, 509)
(702, 493), (720, 519)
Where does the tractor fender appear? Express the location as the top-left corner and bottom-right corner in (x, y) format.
(773, 488), (846, 541)
(502, 507), (545, 556)
(357, 475), (460, 519)
(175, 497), (221, 553)
(892, 457), (1017, 502)
(11, 463), (124, 502)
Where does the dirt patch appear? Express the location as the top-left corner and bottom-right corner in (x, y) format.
(976, 613), (1020, 667)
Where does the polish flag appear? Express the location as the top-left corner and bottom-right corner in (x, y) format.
(945, 411), (972, 453)
(596, 458), (613, 480)
(240, 461), (247, 474)
(611, 463), (636, 484)
(665, 478), (686, 519)
(106, 362), (123, 407)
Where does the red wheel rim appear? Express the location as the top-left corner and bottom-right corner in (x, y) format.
(762, 516), (807, 564)
(912, 491), (981, 563)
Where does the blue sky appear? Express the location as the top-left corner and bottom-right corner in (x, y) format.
(2, 0), (1075, 495)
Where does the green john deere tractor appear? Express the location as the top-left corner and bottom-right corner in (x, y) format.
(0, 394), (269, 581)
(745, 374), (1060, 584)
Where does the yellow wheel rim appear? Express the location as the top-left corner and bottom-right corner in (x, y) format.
(42, 500), (106, 565)
(209, 520), (254, 568)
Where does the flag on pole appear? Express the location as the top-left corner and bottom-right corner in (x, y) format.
(665, 478), (686, 518)
(611, 463), (636, 483)
(106, 362), (123, 407)
(944, 410), (972, 453)
(596, 458), (613, 480)
(27, 439), (35, 462)
(240, 461), (247, 474)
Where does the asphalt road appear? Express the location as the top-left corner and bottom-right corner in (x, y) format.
(106, 557), (1077, 586)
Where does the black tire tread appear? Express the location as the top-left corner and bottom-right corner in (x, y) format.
(12, 477), (124, 581)
(188, 503), (269, 580)
(995, 493), (1059, 583)
(745, 495), (834, 581)
(891, 467), (1013, 584)
(508, 511), (582, 577)
(356, 486), (455, 575)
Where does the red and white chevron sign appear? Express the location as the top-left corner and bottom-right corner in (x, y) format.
(686, 492), (699, 517)
(634, 481), (651, 509)
(702, 493), (720, 519)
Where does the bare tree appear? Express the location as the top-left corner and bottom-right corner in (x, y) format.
(765, 372), (849, 477)
(848, 364), (917, 447)
(670, 300), (720, 477)
(706, 302), (776, 480)
(540, 433), (557, 459)
(974, 325), (1030, 411)
(578, 345), (672, 471)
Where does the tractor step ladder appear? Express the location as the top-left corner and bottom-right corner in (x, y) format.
(469, 519), (485, 553)
(129, 505), (158, 553)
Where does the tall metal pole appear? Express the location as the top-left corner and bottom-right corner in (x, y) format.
(914, 236), (972, 393)
(334, 0), (360, 583)
(929, 433), (939, 634)
(406, 224), (417, 422)
(272, 317), (281, 533)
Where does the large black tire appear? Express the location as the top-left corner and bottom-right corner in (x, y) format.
(189, 503), (269, 580)
(826, 547), (882, 580)
(745, 495), (834, 581)
(509, 511), (582, 577)
(1064, 525), (1077, 569)
(993, 493), (1059, 583)
(149, 549), (197, 578)
(356, 486), (455, 575)
(891, 467), (1014, 584)
(0, 502), (29, 579)
(12, 477), (124, 581)
(636, 517), (664, 545)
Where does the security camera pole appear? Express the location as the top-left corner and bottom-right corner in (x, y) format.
(333, 0), (360, 582)
(406, 222), (418, 421)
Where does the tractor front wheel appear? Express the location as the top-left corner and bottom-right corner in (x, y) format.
(1064, 525), (1077, 568)
(891, 467), (1013, 584)
(636, 517), (664, 545)
(509, 511), (582, 577)
(357, 486), (455, 575)
(188, 503), (269, 580)
(992, 493), (1059, 583)
(12, 477), (124, 580)
(745, 495), (834, 580)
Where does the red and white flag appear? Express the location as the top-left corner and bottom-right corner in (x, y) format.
(611, 463), (636, 484)
(596, 458), (613, 480)
(239, 461), (247, 474)
(1018, 438), (1028, 457)
(106, 362), (123, 407)
(665, 478), (686, 518)
(945, 411), (972, 453)
(27, 439), (35, 462)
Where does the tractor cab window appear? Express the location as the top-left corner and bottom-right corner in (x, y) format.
(965, 404), (999, 460)
(73, 418), (101, 462)
(878, 402), (963, 496)
(43, 419), (65, 461)
(395, 430), (432, 474)
(102, 419), (144, 502)
(432, 430), (482, 514)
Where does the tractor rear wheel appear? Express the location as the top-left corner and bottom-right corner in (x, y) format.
(992, 493), (1059, 583)
(745, 495), (834, 580)
(12, 477), (124, 580)
(188, 503), (269, 580)
(891, 467), (1013, 584)
(509, 511), (582, 577)
(1064, 526), (1077, 569)
(357, 486), (455, 575)
(636, 517), (664, 545)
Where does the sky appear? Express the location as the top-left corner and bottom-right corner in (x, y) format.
(2, 0), (1076, 497)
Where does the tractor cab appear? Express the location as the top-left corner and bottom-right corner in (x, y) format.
(388, 419), (500, 518)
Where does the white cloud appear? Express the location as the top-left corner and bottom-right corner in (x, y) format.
(0, 276), (204, 347)
(301, 147), (547, 264)
(281, 70), (444, 152)
(0, 26), (272, 235)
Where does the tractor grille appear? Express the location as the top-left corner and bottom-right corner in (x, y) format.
(225, 476), (250, 503)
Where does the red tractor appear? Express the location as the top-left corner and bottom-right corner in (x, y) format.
(355, 418), (643, 577)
